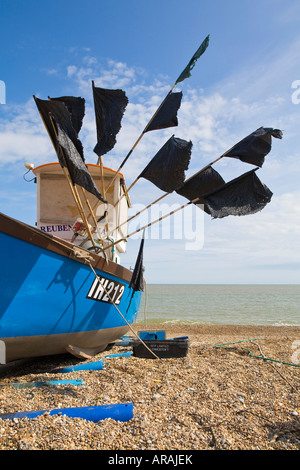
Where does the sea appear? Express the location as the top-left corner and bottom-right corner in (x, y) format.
(137, 284), (300, 326)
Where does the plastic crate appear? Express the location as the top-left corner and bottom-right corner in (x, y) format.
(138, 330), (166, 340)
(132, 337), (189, 359)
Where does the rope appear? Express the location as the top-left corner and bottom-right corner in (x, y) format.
(142, 278), (148, 328)
(214, 338), (300, 392)
(213, 338), (300, 368)
(87, 262), (161, 360)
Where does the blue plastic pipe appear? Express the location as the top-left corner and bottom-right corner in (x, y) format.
(11, 379), (84, 389)
(104, 351), (132, 358)
(0, 403), (133, 422)
(53, 359), (105, 373)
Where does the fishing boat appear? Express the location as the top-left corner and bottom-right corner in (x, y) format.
(0, 211), (142, 363)
(0, 159), (144, 364)
(0, 90), (145, 364)
(0, 35), (283, 364)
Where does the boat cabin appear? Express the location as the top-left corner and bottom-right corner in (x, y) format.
(32, 162), (130, 263)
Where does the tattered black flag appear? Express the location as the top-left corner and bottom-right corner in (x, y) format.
(197, 168), (273, 219)
(34, 96), (84, 159)
(129, 234), (145, 293)
(92, 84), (128, 157)
(50, 96), (85, 136)
(176, 166), (225, 203)
(139, 135), (192, 193)
(225, 127), (283, 167)
(175, 35), (210, 84)
(56, 122), (107, 203)
(145, 92), (183, 132)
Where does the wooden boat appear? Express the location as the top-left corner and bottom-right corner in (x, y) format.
(0, 162), (143, 363)
(0, 93), (144, 364)
(0, 38), (281, 364)
(0, 167), (143, 362)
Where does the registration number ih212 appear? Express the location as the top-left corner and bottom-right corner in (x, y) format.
(86, 275), (125, 305)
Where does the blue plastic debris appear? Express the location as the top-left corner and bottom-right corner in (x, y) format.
(53, 359), (105, 373)
(0, 403), (134, 422)
(139, 330), (166, 340)
(104, 351), (132, 358)
(170, 336), (189, 341)
(114, 335), (134, 346)
(11, 379), (84, 389)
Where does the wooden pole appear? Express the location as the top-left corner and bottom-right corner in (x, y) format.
(109, 130), (252, 235)
(54, 146), (97, 249)
(113, 176), (139, 208)
(109, 192), (168, 236)
(108, 151), (229, 235)
(126, 197), (196, 238)
(46, 95), (99, 231)
(33, 96), (97, 248)
(110, 35), (209, 182)
(105, 83), (177, 194)
(92, 81), (110, 235)
(98, 155), (109, 234)
(94, 38), (210, 206)
(92, 80), (108, 199)
(98, 155), (106, 197)
(101, 195), (201, 255)
(80, 188), (99, 228)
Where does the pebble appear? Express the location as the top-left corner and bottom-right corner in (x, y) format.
(0, 323), (299, 450)
(152, 394), (161, 401)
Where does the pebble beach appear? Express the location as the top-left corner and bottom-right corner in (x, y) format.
(0, 323), (299, 451)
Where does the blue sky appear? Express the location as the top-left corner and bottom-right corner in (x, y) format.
(1, 0), (300, 284)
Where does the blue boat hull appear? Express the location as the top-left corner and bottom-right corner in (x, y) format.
(0, 214), (142, 363)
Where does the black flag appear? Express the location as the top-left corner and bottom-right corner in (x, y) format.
(176, 166), (225, 203)
(56, 122), (107, 203)
(139, 135), (192, 192)
(50, 96), (85, 136)
(225, 127), (283, 167)
(92, 84), (128, 157)
(129, 234), (145, 292)
(197, 168), (273, 219)
(34, 96), (84, 159)
(145, 92), (183, 132)
(175, 35), (210, 84)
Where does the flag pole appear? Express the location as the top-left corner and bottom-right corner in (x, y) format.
(33, 96), (85, 223)
(113, 175), (140, 208)
(106, 34), (210, 196)
(109, 125), (275, 237)
(105, 83), (177, 195)
(101, 196), (203, 255)
(108, 147), (230, 236)
(49, 118), (97, 249)
(98, 154), (109, 234)
(46, 95), (100, 232)
(91, 80), (111, 235)
(92, 80), (109, 200)
(109, 192), (168, 236)
(33, 96), (97, 248)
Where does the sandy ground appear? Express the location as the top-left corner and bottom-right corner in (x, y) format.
(0, 323), (299, 451)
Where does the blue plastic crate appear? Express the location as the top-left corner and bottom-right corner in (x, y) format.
(138, 330), (166, 340)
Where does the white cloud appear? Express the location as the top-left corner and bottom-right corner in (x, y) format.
(201, 190), (300, 272)
(0, 99), (54, 167)
(67, 65), (77, 77)
(1, 47), (299, 283)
